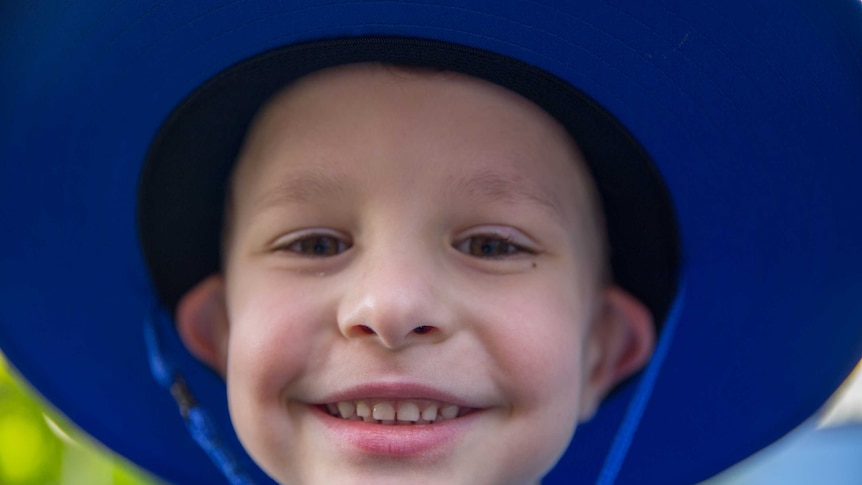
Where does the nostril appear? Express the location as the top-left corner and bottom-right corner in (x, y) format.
(413, 325), (433, 335)
(358, 325), (376, 335)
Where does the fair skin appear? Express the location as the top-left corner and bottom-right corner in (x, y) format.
(176, 64), (654, 485)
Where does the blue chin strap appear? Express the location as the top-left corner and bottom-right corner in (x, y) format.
(143, 283), (685, 485)
(596, 282), (686, 485)
(144, 306), (257, 485)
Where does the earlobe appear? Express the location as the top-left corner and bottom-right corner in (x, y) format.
(579, 286), (655, 421)
(175, 274), (230, 378)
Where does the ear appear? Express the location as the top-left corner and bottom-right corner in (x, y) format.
(175, 274), (230, 378)
(579, 286), (655, 421)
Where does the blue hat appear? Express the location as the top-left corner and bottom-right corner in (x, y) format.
(1, 1), (861, 484)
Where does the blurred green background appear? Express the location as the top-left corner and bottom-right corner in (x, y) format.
(0, 352), (161, 485)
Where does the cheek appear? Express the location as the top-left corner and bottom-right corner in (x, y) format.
(500, 302), (586, 425)
(469, 270), (593, 423)
(475, 281), (592, 479)
(229, 295), (309, 387)
(223, 274), (328, 419)
(494, 279), (588, 385)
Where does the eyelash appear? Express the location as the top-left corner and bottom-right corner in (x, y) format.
(275, 233), (352, 257)
(274, 232), (533, 259)
(454, 233), (533, 259)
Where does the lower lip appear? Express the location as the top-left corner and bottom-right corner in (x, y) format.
(312, 405), (479, 457)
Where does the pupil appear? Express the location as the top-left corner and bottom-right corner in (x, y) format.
(471, 237), (509, 256)
(314, 238), (331, 254)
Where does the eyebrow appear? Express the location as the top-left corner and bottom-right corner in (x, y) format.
(249, 165), (566, 222)
(443, 169), (565, 222)
(251, 168), (352, 211)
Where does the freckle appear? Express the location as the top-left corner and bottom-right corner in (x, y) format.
(531, 262), (537, 269)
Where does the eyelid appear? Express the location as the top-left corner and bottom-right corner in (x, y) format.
(460, 225), (535, 243)
(269, 228), (351, 251)
(455, 226), (539, 254)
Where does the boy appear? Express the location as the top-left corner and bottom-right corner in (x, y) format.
(1, 1), (861, 485)
(173, 63), (654, 484)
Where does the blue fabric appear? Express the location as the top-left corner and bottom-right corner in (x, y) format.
(596, 282), (687, 485)
(1, 1), (861, 485)
(145, 308), (258, 485)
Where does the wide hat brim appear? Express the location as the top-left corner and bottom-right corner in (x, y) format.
(2, 1), (862, 485)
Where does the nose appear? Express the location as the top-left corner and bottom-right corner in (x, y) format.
(337, 242), (452, 350)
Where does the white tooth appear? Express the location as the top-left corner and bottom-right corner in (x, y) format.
(337, 401), (356, 419)
(396, 401), (420, 422)
(421, 403), (438, 422)
(326, 403), (338, 415)
(372, 401), (395, 421)
(441, 404), (459, 420)
(355, 401), (371, 419)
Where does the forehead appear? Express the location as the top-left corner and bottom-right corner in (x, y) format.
(230, 63), (594, 222)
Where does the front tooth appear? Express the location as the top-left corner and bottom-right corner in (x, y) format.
(372, 401), (395, 421)
(337, 401), (356, 419)
(396, 402), (420, 422)
(421, 403), (438, 422)
(441, 404), (459, 420)
(355, 401), (371, 419)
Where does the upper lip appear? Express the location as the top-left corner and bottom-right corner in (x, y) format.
(313, 381), (478, 408)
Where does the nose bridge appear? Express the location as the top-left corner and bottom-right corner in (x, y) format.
(337, 223), (446, 348)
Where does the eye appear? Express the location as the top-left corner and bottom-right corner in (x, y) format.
(279, 234), (351, 257)
(455, 234), (530, 258)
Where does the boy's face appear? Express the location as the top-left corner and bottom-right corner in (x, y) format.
(178, 64), (653, 485)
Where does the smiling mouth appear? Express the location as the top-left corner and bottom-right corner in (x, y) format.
(320, 398), (474, 425)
